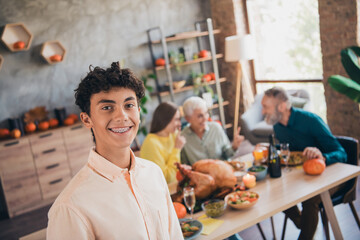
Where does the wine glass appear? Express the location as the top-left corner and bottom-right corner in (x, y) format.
(280, 143), (291, 172)
(183, 187), (196, 219)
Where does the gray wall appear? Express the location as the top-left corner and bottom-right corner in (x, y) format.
(0, 0), (211, 128)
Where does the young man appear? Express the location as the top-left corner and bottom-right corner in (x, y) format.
(261, 87), (346, 240)
(47, 62), (183, 239)
(180, 96), (244, 166)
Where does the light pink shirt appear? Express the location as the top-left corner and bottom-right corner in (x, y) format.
(47, 147), (183, 240)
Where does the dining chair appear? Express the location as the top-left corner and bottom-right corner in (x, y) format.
(280, 136), (360, 240)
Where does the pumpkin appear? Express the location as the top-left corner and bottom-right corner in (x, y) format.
(38, 121), (49, 131)
(198, 50), (208, 58)
(209, 72), (216, 80)
(25, 122), (36, 133)
(50, 54), (62, 62)
(64, 117), (75, 126)
(49, 118), (59, 128)
(303, 158), (326, 175)
(0, 128), (10, 139)
(67, 114), (79, 122)
(155, 58), (166, 66)
(10, 129), (21, 139)
(202, 74), (212, 82)
(13, 41), (25, 50)
(173, 202), (187, 219)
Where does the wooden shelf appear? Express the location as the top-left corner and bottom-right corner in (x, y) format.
(0, 23), (33, 52)
(153, 77), (227, 97)
(0, 55), (3, 72)
(155, 53), (223, 71)
(151, 29), (221, 44)
(209, 101), (229, 110)
(40, 41), (66, 64)
(225, 123), (233, 129)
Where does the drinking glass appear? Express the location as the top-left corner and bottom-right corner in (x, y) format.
(183, 187), (196, 219)
(252, 147), (264, 165)
(280, 143), (291, 172)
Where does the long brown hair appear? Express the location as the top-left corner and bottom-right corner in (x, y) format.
(150, 102), (178, 133)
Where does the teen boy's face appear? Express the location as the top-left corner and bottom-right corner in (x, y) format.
(81, 87), (140, 153)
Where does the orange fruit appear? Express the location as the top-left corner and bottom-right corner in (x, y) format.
(49, 118), (59, 128)
(10, 129), (21, 139)
(176, 171), (184, 182)
(173, 202), (187, 219)
(25, 122), (36, 133)
(64, 117), (75, 126)
(50, 54), (62, 62)
(0, 128), (10, 139)
(67, 114), (79, 122)
(38, 121), (49, 131)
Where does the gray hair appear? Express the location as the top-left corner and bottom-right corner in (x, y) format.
(264, 87), (292, 109)
(183, 96), (208, 117)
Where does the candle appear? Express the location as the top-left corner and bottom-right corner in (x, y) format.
(243, 173), (256, 188)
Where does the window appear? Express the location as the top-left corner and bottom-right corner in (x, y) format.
(246, 0), (326, 120)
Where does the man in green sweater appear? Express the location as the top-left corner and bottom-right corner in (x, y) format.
(261, 87), (347, 239)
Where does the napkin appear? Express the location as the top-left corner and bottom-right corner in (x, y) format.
(198, 214), (224, 235)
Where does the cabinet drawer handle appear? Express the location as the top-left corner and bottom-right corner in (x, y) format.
(42, 148), (56, 154)
(71, 125), (83, 130)
(49, 178), (63, 185)
(4, 140), (19, 147)
(46, 163), (60, 169)
(39, 133), (53, 138)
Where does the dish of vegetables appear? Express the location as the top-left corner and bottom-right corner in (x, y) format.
(225, 191), (259, 209)
(179, 218), (203, 239)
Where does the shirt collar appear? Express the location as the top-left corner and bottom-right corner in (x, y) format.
(287, 107), (296, 127)
(184, 123), (209, 135)
(87, 147), (144, 182)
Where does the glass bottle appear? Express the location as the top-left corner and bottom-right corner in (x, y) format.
(268, 134), (282, 178)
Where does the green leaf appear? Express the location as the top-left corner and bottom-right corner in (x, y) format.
(341, 47), (360, 85)
(328, 75), (360, 103)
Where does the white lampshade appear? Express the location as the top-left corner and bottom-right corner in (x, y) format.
(225, 34), (256, 62)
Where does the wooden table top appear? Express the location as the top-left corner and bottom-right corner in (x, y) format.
(184, 161), (360, 240)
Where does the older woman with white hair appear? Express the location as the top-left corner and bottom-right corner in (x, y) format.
(181, 96), (244, 165)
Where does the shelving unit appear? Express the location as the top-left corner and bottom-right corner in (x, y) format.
(0, 23), (33, 52)
(0, 55), (3, 72)
(40, 40), (66, 64)
(146, 18), (227, 128)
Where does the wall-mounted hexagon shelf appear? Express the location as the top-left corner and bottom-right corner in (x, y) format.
(1, 23), (33, 52)
(0, 55), (3, 71)
(40, 41), (66, 64)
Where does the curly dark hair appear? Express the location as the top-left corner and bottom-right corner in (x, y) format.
(74, 62), (145, 115)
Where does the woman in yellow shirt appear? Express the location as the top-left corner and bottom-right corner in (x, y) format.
(140, 102), (186, 183)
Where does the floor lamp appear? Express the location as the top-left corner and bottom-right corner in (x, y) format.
(225, 34), (255, 137)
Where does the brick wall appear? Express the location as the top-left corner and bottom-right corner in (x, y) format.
(210, 0), (250, 138)
(319, 0), (360, 140)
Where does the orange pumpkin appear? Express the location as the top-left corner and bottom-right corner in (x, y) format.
(303, 158), (326, 175)
(67, 114), (79, 122)
(202, 74), (212, 82)
(49, 118), (59, 128)
(209, 72), (216, 80)
(155, 58), (166, 66)
(10, 129), (21, 139)
(50, 54), (62, 62)
(198, 50), (208, 58)
(173, 202), (187, 219)
(13, 41), (25, 49)
(0, 128), (10, 139)
(64, 117), (75, 126)
(25, 122), (36, 133)
(38, 121), (50, 131)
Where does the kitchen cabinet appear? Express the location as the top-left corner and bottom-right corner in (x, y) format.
(146, 18), (231, 129)
(0, 123), (93, 218)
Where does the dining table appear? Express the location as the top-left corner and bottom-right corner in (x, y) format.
(171, 153), (360, 240)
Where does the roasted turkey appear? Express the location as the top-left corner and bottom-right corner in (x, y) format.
(174, 159), (237, 200)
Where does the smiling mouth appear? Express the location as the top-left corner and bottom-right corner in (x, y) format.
(109, 127), (132, 134)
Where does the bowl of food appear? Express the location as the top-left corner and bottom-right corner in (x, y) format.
(180, 218), (203, 240)
(201, 199), (227, 218)
(248, 165), (268, 181)
(225, 191), (259, 210)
